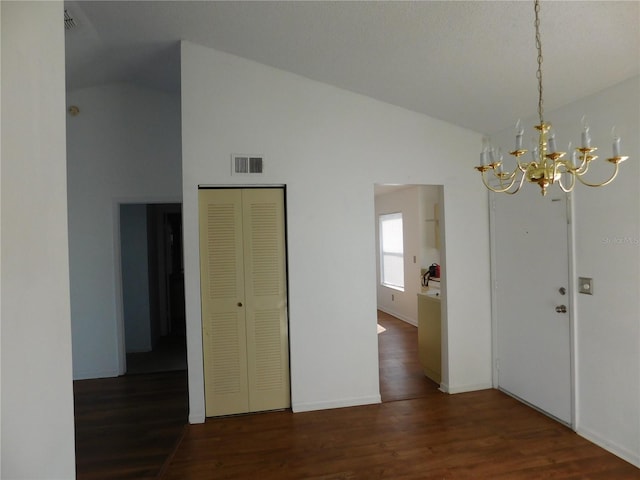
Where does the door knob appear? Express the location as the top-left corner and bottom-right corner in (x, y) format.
(555, 305), (567, 313)
(237, 302), (243, 307)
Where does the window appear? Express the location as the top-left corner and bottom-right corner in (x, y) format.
(379, 213), (404, 290)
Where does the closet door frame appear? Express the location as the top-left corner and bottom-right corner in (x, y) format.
(198, 185), (290, 417)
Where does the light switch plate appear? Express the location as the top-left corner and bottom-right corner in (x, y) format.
(578, 277), (593, 295)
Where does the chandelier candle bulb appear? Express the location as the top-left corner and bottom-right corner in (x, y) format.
(581, 116), (591, 148)
(515, 120), (524, 150)
(612, 126), (621, 158)
(568, 143), (577, 164)
(548, 132), (557, 154)
(613, 137), (621, 158)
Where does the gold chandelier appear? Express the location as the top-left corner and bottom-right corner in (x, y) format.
(475, 0), (628, 196)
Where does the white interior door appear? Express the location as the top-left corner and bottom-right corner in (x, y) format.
(492, 189), (572, 425)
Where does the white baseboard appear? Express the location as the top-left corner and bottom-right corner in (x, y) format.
(189, 411), (206, 424)
(292, 394), (381, 413)
(377, 306), (417, 327)
(441, 382), (493, 394)
(577, 425), (640, 468)
(73, 369), (119, 380)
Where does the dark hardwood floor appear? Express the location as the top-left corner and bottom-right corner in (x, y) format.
(126, 334), (188, 375)
(73, 371), (188, 480)
(377, 310), (439, 402)
(162, 389), (638, 479)
(74, 312), (639, 479)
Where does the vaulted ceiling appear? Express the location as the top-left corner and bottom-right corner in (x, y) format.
(64, 1), (639, 134)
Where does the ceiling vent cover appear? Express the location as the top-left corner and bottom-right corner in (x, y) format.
(64, 10), (77, 30)
(231, 154), (264, 175)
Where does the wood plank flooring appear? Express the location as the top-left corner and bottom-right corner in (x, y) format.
(74, 312), (639, 479)
(161, 389), (639, 479)
(377, 310), (439, 402)
(161, 313), (639, 479)
(73, 371), (188, 479)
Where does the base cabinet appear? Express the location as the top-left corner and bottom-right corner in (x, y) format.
(418, 293), (441, 384)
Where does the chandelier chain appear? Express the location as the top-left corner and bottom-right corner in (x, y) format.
(534, 0), (544, 125)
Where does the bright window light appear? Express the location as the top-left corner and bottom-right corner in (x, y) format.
(380, 212), (404, 290)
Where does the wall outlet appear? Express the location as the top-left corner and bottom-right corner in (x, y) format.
(391, 294), (395, 301)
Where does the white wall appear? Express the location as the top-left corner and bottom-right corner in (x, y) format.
(375, 185), (441, 325)
(491, 77), (640, 466)
(66, 83), (182, 379)
(1, 2), (76, 478)
(121, 204), (152, 353)
(181, 42), (492, 422)
(570, 77), (639, 466)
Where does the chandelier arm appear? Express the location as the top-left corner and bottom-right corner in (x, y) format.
(573, 161), (588, 176)
(558, 183), (572, 194)
(551, 160), (560, 185)
(552, 156), (569, 182)
(573, 151), (594, 175)
(516, 159), (529, 172)
(557, 169), (576, 193)
(555, 161), (573, 178)
(481, 169), (519, 193)
(575, 163), (620, 188)
(503, 170), (528, 195)
(493, 167), (519, 183)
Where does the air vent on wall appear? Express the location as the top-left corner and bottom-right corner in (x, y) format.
(231, 154), (264, 175)
(64, 10), (77, 30)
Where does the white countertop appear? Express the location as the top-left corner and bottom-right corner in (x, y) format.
(418, 289), (442, 300)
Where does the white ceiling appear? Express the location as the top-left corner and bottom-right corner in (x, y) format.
(64, 1), (639, 135)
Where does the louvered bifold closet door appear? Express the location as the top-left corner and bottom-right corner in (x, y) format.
(242, 189), (290, 412)
(199, 189), (249, 417)
(200, 188), (290, 417)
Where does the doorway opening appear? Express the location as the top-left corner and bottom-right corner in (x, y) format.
(374, 184), (444, 402)
(119, 203), (187, 375)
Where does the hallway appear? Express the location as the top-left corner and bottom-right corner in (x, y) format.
(377, 310), (439, 402)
